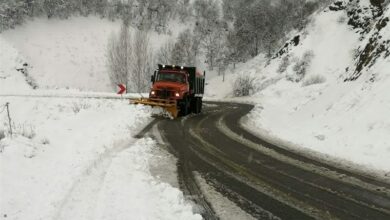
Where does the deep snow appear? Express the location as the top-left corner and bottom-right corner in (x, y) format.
(0, 97), (201, 220)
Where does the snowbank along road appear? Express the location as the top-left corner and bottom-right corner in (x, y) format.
(152, 102), (390, 220)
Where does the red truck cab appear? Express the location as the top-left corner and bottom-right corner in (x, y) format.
(150, 70), (189, 100)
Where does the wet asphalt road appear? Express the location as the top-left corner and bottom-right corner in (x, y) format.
(151, 102), (390, 220)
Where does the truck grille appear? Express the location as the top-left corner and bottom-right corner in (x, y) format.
(155, 89), (174, 99)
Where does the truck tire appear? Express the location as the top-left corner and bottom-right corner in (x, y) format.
(190, 98), (197, 113)
(193, 97), (202, 114)
(181, 96), (190, 116)
(198, 98), (202, 113)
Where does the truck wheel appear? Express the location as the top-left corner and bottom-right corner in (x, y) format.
(193, 98), (202, 114)
(190, 98), (197, 113)
(181, 96), (190, 116)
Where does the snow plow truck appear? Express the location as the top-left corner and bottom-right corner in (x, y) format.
(132, 64), (206, 118)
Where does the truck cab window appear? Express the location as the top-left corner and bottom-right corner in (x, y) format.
(157, 72), (186, 83)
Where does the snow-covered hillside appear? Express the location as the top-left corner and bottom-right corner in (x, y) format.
(209, 0), (390, 176)
(0, 16), (185, 92)
(0, 37), (33, 92)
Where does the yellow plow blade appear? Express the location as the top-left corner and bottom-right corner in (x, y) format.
(130, 98), (179, 118)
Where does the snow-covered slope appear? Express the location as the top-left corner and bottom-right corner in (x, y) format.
(0, 37), (32, 92)
(1, 17), (115, 92)
(0, 16), (185, 92)
(208, 0), (390, 175)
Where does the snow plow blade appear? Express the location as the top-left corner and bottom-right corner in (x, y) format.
(131, 98), (179, 118)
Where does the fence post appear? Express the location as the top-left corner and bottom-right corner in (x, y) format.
(5, 102), (12, 137)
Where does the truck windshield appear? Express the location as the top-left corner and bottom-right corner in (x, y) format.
(156, 72), (186, 83)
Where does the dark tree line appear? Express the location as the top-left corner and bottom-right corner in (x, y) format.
(0, 0), (190, 32)
(167, 0), (328, 70)
(223, 0), (329, 63)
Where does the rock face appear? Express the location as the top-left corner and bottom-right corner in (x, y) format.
(273, 0), (390, 82)
(370, 0), (385, 8)
(344, 0), (390, 82)
(274, 35), (300, 58)
(346, 16), (389, 81)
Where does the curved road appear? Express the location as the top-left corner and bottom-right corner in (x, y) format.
(152, 102), (390, 220)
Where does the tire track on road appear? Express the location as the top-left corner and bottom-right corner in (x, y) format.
(157, 102), (390, 220)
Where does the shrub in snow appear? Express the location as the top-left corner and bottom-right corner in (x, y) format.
(337, 15), (347, 24)
(72, 101), (91, 113)
(16, 63), (38, 89)
(41, 137), (50, 145)
(0, 128), (5, 140)
(14, 123), (36, 139)
(292, 50), (314, 82)
(277, 56), (290, 73)
(25, 75), (38, 89)
(302, 74), (326, 86)
(233, 73), (256, 97)
(315, 134), (326, 141)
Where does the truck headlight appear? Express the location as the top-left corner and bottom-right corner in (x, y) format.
(151, 91), (156, 95)
(175, 92), (180, 97)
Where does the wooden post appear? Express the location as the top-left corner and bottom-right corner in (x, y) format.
(5, 102), (12, 137)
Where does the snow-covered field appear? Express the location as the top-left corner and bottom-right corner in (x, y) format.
(0, 97), (201, 220)
(207, 1), (390, 177)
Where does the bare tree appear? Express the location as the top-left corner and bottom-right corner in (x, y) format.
(171, 30), (197, 66)
(193, 0), (222, 70)
(176, 0), (191, 22)
(216, 45), (229, 81)
(233, 73), (256, 97)
(106, 21), (132, 92)
(131, 30), (153, 93)
(156, 40), (174, 64)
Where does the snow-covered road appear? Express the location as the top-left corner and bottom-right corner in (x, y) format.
(157, 102), (390, 219)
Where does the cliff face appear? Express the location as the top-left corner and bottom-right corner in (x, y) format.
(273, 0), (390, 84)
(343, 0), (390, 82)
